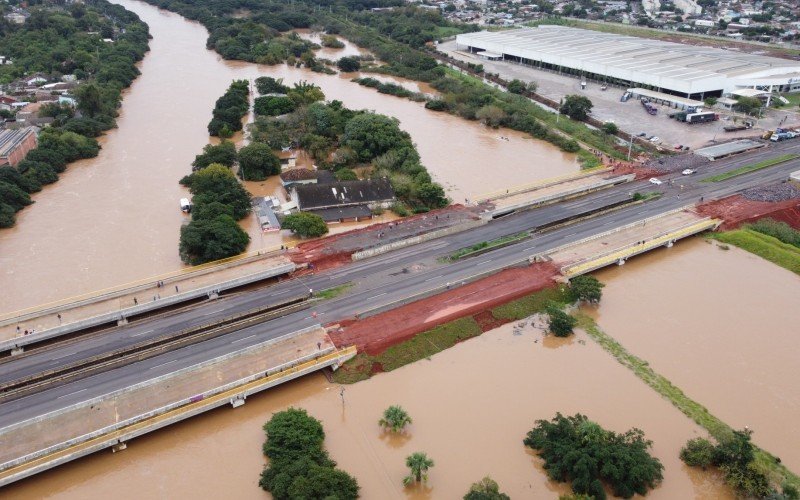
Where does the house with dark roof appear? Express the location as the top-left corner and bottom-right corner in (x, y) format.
(290, 178), (395, 223)
(279, 168), (318, 188)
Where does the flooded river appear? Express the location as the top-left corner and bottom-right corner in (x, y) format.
(4, 320), (731, 499)
(0, 0), (577, 314)
(591, 238), (800, 472)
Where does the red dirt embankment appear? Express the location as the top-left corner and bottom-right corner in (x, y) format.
(608, 162), (662, 180)
(697, 195), (800, 230)
(328, 262), (559, 355)
(288, 205), (477, 273)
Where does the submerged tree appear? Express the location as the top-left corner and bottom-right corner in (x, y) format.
(379, 405), (412, 433)
(464, 476), (510, 500)
(569, 275), (605, 303)
(404, 452), (434, 486)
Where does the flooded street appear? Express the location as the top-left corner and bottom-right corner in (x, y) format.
(0, 0), (577, 314)
(3, 320), (731, 499)
(590, 238), (800, 472)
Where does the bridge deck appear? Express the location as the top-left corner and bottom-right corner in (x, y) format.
(548, 209), (709, 268)
(0, 326), (336, 476)
(0, 251), (294, 343)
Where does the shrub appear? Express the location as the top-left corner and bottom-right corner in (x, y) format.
(337, 56), (361, 72)
(680, 438), (716, 469)
(546, 305), (577, 337)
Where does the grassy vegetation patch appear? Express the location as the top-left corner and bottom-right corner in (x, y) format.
(701, 154), (799, 182)
(708, 229), (800, 274)
(316, 283), (354, 300)
(331, 317), (481, 384)
(576, 313), (800, 491)
(446, 232), (529, 261)
(491, 285), (572, 321)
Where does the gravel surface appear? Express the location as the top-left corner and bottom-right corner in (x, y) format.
(742, 182), (800, 202)
(644, 153), (711, 173)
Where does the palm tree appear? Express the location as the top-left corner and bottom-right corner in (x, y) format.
(403, 452), (434, 486)
(379, 405), (412, 433)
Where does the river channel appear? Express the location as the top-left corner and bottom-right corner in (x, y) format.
(4, 318), (731, 499)
(590, 238), (800, 473)
(0, 0), (578, 314)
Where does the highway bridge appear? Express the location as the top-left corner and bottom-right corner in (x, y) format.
(1, 140), (799, 485)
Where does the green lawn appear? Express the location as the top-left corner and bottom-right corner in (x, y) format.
(446, 232), (529, 261)
(708, 229), (800, 274)
(315, 283), (353, 300)
(701, 154), (799, 182)
(491, 286), (573, 320)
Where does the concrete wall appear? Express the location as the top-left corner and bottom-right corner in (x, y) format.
(352, 218), (488, 261)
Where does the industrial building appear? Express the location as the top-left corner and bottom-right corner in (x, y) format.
(455, 26), (800, 99)
(0, 127), (37, 167)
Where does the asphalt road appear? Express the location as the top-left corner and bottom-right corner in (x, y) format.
(1, 142), (799, 430)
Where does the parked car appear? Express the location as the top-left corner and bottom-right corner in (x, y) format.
(681, 169), (695, 175)
(649, 136), (660, 143)
(637, 132), (647, 137)
(649, 178), (663, 185)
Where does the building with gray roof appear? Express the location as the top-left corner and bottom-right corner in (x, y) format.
(456, 26), (800, 99)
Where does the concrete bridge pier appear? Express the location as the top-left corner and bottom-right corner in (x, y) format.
(230, 395), (246, 408)
(208, 290), (220, 300)
(111, 442), (127, 453)
(10, 346), (23, 356)
(665, 240), (675, 248)
(617, 258), (626, 266)
(117, 317), (128, 326)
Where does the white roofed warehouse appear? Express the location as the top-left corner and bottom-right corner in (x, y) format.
(455, 26), (800, 100)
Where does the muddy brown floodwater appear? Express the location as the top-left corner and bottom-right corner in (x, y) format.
(4, 321), (733, 499)
(590, 238), (800, 473)
(0, 0), (578, 314)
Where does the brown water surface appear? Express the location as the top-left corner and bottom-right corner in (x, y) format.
(590, 238), (800, 472)
(0, 0), (577, 314)
(3, 320), (731, 499)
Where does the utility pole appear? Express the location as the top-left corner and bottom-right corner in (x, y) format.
(627, 134), (633, 161)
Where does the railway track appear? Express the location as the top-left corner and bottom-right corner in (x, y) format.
(0, 296), (312, 403)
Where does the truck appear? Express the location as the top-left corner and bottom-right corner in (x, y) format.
(723, 122), (753, 132)
(641, 98), (657, 115)
(684, 112), (719, 124)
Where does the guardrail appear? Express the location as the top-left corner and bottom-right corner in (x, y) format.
(474, 167), (610, 203)
(489, 174), (635, 217)
(561, 218), (721, 277)
(0, 340), (356, 486)
(0, 262), (297, 355)
(0, 247), (286, 325)
(351, 218), (487, 261)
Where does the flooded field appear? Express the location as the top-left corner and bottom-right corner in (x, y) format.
(591, 238), (800, 472)
(4, 320), (731, 499)
(0, 0), (578, 314)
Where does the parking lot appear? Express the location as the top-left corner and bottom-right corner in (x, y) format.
(438, 40), (800, 150)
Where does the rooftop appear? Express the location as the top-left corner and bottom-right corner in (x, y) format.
(0, 127), (35, 157)
(295, 178), (395, 210)
(279, 168), (317, 182)
(457, 26), (800, 94)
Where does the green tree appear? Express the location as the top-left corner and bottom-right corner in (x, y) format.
(286, 465), (359, 499)
(601, 122), (618, 134)
(287, 81), (325, 105)
(337, 56), (361, 72)
(569, 275), (605, 303)
(734, 96), (763, 115)
(334, 168), (358, 181)
(74, 83), (103, 117)
(192, 141), (237, 170)
(525, 413), (664, 499)
(680, 437), (715, 469)
(254, 95), (296, 116)
(464, 476), (510, 500)
(416, 182), (448, 208)
(263, 408), (326, 463)
(282, 212), (329, 238)
(238, 142), (281, 180)
(546, 305), (577, 337)
(379, 405), (412, 433)
(475, 105), (506, 127)
(181, 164), (251, 220)
(343, 112), (409, 162)
(560, 95), (593, 121)
(404, 452), (434, 486)
(255, 76), (290, 95)
(178, 214), (250, 264)
(507, 79), (527, 94)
